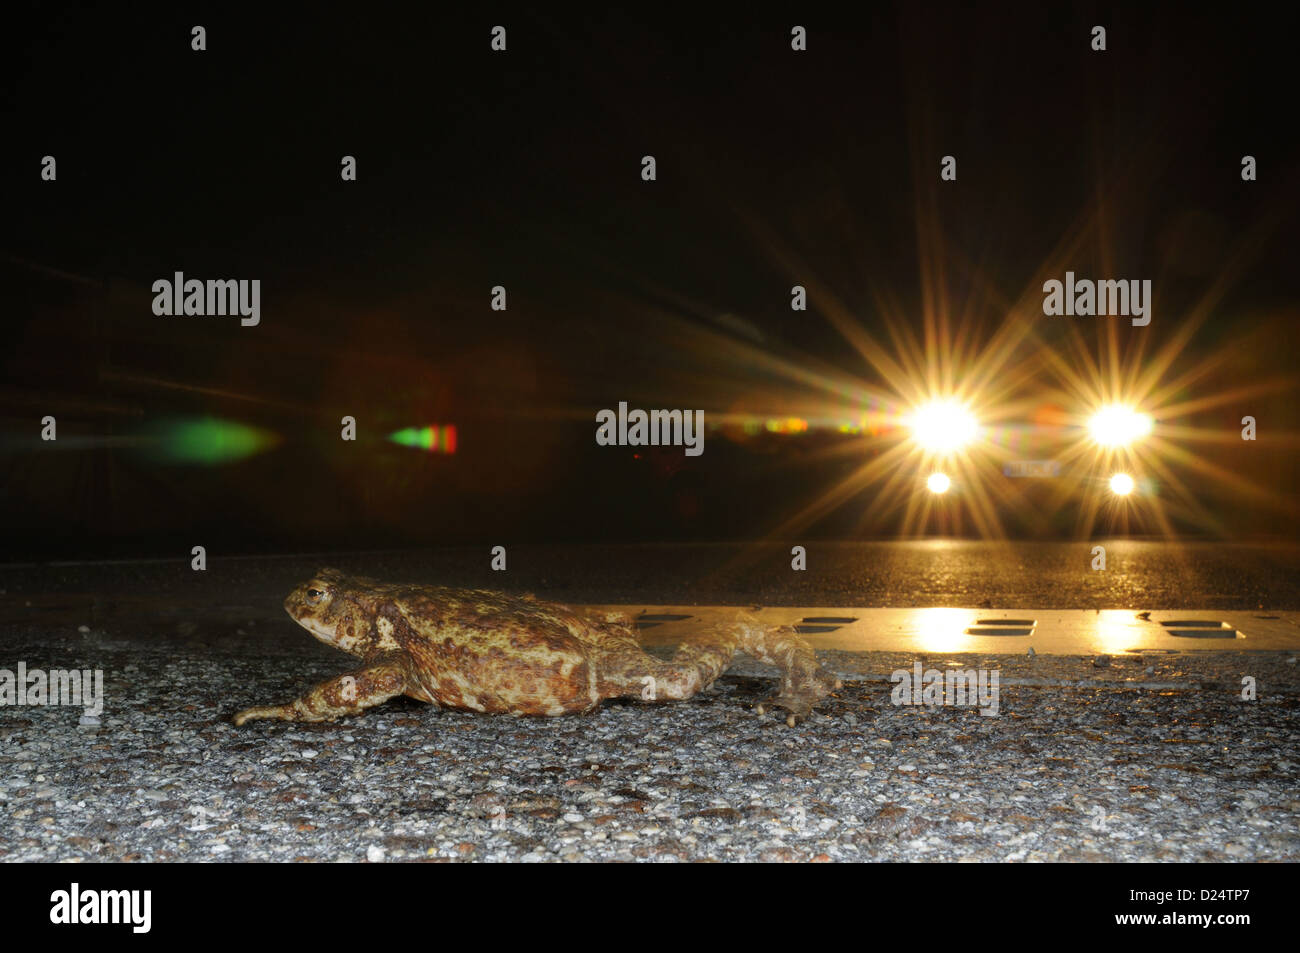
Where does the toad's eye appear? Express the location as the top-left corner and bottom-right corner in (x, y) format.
(305, 588), (325, 603)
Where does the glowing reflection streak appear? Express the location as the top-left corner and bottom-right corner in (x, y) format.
(910, 608), (976, 654)
(1092, 612), (1142, 656)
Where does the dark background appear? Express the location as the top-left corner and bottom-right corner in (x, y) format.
(3, 4), (1297, 558)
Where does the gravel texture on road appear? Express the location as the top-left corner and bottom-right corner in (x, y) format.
(2, 627), (1296, 862)
(3, 543), (1297, 862)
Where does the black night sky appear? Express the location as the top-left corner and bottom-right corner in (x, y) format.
(3, 5), (1297, 557)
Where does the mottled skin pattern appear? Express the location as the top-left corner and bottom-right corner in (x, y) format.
(233, 569), (840, 728)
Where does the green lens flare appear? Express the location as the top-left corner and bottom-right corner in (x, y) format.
(151, 417), (279, 464)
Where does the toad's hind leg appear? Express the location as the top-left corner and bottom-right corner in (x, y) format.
(599, 616), (840, 726)
(743, 622), (843, 726)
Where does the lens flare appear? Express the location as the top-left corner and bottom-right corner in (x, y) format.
(1087, 405), (1152, 448)
(388, 425), (457, 454)
(907, 400), (978, 453)
(149, 417), (279, 464)
(926, 472), (952, 494)
(1109, 473), (1136, 496)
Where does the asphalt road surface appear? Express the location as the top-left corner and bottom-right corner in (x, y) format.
(1, 541), (1297, 862)
(4, 540), (1300, 611)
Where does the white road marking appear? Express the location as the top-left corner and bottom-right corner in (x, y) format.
(594, 606), (1300, 654)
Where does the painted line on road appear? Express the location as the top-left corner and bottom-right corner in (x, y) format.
(585, 606), (1300, 654)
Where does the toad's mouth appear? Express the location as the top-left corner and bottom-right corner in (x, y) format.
(289, 611), (338, 641)
(288, 609), (365, 653)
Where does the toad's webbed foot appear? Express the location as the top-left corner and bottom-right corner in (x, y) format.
(737, 619), (841, 726)
(754, 660), (842, 722)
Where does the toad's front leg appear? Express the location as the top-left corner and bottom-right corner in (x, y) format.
(233, 660), (407, 725)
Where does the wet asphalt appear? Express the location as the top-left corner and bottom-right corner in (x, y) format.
(1, 542), (1297, 862)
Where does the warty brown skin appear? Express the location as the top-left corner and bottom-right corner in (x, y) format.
(233, 568), (840, 728)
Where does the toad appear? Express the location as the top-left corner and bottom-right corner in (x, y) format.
(233, 569), (839, 728)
